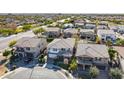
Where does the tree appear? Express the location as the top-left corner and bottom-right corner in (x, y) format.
(69, 58), (77, 72)
(108, 48), (117, 61)
(33, 27), (45, 37)
(22, 24), (31, 31)
(9, 40), (17, 48)
(38, 54), (45, 64)
(109, 68), (122, 79)
(106, 40), (112, 46)
(89, 66), (100, 78)
(115, 38), (124, 46)
(2, 50), (11, 58)
(95, 35), (100, 44)
(0, 29), (15, 36)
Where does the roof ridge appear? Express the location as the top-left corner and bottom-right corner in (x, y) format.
(86, 46), (107, 58)
(78, 44), (107, 58)
(48, 38), (74, 49)
(21, 39), (33, 47)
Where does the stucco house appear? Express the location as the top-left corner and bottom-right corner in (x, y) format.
(109, 26), (118, 32)
(63, 28), (79, 38)
(76, 41), (109, 71)
(79, 29), (96, 40)
(44, 27), (61, 38)
(97, 29), (116, 43)
(47, 38), (75, 61)
(117, 26), (124, 34)
(14, 37), (47, 59)
(97, 25), (109, 30)
(84, 22), (96, 29)
(74, 19), (85, 28)
(63, 23), (74, 29)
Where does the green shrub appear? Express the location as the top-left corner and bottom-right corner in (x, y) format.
(47, 38), (54, 43)
(9, 40), (17, 48)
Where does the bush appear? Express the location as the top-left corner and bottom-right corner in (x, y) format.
(3, 50), (11, 58)
(47, 38), (54, 43)
(9, 40), (17, 48)
(108, 48), (117, 61)
(115, 38), (124, 46)
(22, 24), (31, 31)
(0, 29), (15, 36)
(109, 68), (122, 79)
(58, 63), (69, 70)
(89, 66), (100, 78)
(38, 55), (45, 64)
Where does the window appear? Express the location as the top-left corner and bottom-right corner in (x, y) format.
(61, 48), (66, 51)
(38, 44), (40, 48)
(53, 48), (57, 51)
(26, 47), (30, 51)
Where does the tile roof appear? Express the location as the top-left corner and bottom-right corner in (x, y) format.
(80, 29), (94, 33)
(76, 41), (109, 58)
(64, 28), (78, 34)
(113, 46), (124, 58)
(44, 27), (60, 32)
(15, 37), (42, 48)
(97, 29), (115, 35)
(47, 38), (75, 49)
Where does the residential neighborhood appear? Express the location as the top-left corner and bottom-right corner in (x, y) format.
(1, 14), (124, 79)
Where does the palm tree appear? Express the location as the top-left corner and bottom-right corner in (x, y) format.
(89, 66), (100, 79)
(109, 68), (122, 79)
(69, 58), (77, 73)
(95, 35), (100, 44)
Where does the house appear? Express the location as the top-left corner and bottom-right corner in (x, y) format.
(117, 26), (124, 34)
(63, 23), (74, 29)
(109, 26), (118, 32)
(75, 23), (84, 28)
(47, 38), (75, 61)
(113, 46), (124, 72)
(84, 22), (96, 29)
(97, 25), (109, 30)
(44, 27), (61, 38)
(14, 37), (47, 59)
(79, 29), (96, 40)
(74, 19), (85, 28)
(76, 42), (109, 71)
(63, 28), (79, 38)
(98, 21), (109, 27)
(97, 29), (116, 43)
